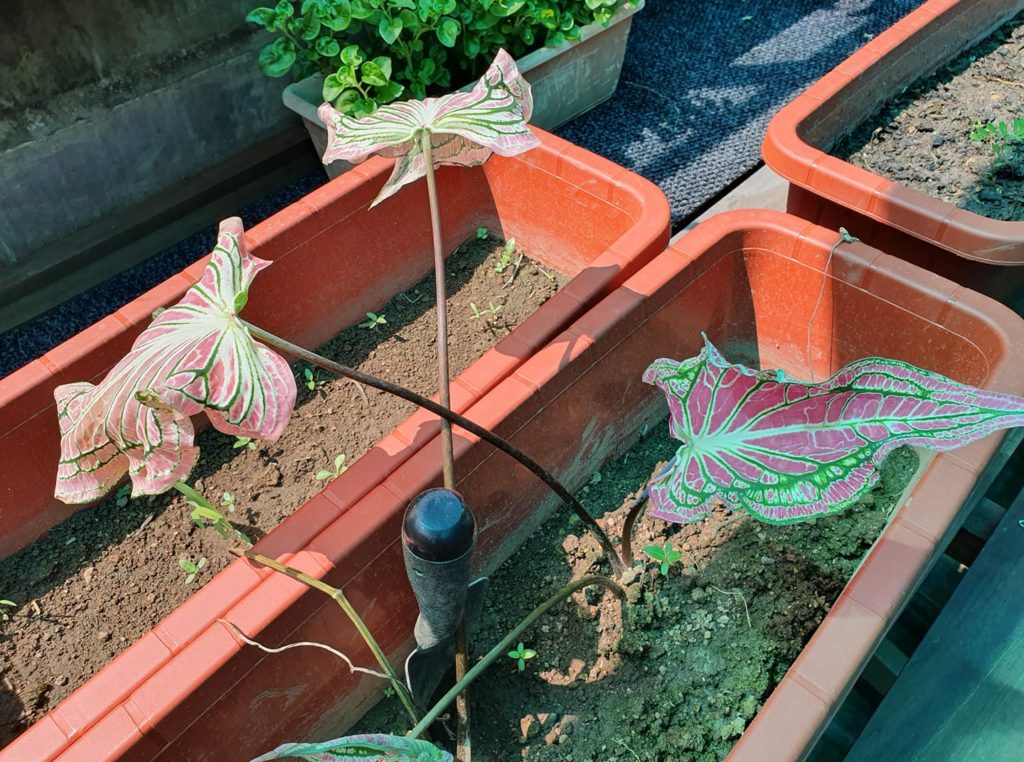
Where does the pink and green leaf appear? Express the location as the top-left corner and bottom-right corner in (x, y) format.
(250, 734), (453, 761)
(644, 336), (1024, 524)
(318, 48), (540, 205)
(55, 218), (297, 504)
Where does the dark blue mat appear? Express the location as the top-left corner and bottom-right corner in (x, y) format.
(559, 0), (920, 226)
(1, 0), (921, 379)
(1, 172), (328, 379)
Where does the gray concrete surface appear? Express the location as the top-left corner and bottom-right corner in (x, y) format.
(0, 1), (291, 276)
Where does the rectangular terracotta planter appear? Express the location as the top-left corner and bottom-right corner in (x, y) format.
(283, 1), (644, 178)
(22, 209), (1022, 760)
(763, 0), (1024, 297)
(0, 127), (668, 562)
(0, 130), (670, 758)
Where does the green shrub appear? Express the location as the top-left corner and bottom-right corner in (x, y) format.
(247, 0), (622, 118)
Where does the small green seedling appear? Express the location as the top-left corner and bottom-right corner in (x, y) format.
(971, 117), (1024, 167)
(115, 483), (131, 508)
(535, 264), (557, 282)
(302, 367), (326, 391)
(0, 600), (16, 622)
(191, 504), (251, 545)
(359, 312), (387, 330)
(179, 557), (207, 585)
(178, 483), (251, 545)
(316, 453), (348, 482)
(233, 435), (257, 450)
(476, 227), (489, 240)
(493, 237), (517, 273)
(469, 301), (502, 320)
(643, 542), (684, 576)
(507, 642), (537, 672)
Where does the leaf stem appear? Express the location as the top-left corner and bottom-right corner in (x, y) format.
(454, 621), (471, 760)
(407, 576), (624, 739)
(419, 130), (456, 492)
(621, 458), (673, 566)
(230, 549), (422, 728)
(242, 322), (626, 577)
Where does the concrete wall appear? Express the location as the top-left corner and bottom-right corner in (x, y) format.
(0, 0), (294, 271)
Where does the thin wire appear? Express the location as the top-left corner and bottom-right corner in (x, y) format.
(218, 618), (392, 682)
(805, 228), (859, 382)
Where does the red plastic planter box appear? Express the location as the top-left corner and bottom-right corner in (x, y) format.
(0, 127), (669, 560)
(763, 0), (1024, 294)
(26, 209), (1022, 760)
(0, 129), (669, 758)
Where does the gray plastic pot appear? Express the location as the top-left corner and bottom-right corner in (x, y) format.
(282, 0), (644, 176)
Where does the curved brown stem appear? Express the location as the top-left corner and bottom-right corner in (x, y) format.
(244, 321), (627, 577)
(620, 487), (650, 568)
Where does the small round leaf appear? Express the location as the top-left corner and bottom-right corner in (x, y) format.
(340, 43), (364, 66)
(315, 37), (341, 57)
(379, 17), (403, 44)
(245, 7), (277, 29)
(258, 38), (297, 77)
(436, 17), (460, 48)
(360, 60), (389, 87)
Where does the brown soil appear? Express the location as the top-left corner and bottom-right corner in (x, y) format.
(358, 427), (920, 761)
(836, 13), (1024, 222)
(0, 235), (567, 748)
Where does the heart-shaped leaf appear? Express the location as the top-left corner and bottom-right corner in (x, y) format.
(54, 218), (296, 504)
(379, 16), (403, 44)
(250, 733), (453, 761)
(436, 17), (460, 47)
(258, 38), (296, 77)
(644, 336), (1024, 524)
(318, 48), (539, 206)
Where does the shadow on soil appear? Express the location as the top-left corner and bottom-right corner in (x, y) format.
(355, 420), (917, 760)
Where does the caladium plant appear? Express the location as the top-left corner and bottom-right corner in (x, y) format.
(317, 46), (541, 497)
(318, 47), (540, 206)
(250, 734), (452, 762)
(54, 218), (297, 504)
(644, 336), (1024, 524)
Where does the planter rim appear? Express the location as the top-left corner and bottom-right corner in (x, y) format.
(762, 0), (1024, 265)
(0, 128), (670, 760)
(281, 0), (645, 128)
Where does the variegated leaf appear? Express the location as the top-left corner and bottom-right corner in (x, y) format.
(250, 734), (453, 762)
(54, 218), (297, 504)
(644, 335), (1024, 524)
(319, 48), (540, 206)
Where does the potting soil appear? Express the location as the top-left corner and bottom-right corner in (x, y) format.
(0, 236), (566, 747)
(358, 427), (920, 761)
(837, 12), (1024, 223)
